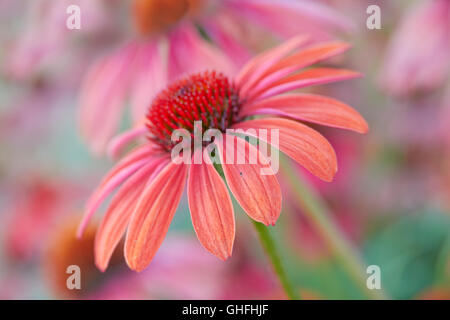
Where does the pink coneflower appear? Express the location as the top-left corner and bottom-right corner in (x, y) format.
(79, 37), (368, 272)
(79, 0), (352, 154)
(2, 0), (114, 81)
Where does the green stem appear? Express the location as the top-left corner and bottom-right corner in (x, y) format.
(214, 162), (300, 299)
(251, 220), (300, 300)
(280, 157), (388, 300)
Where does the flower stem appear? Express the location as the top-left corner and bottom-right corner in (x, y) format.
(251, 219), (300, 300)
(280, 157), (388, 300)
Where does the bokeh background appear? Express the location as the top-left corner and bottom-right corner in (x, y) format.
(0, 0), (449, 299)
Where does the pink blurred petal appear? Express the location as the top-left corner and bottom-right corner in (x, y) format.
(79, 41), (140, 155)
(129, 41), (167, 123)
(229, 0), (353, 40)
(107, 126), (149, 160)
(203, 12), (252, 67)
(3, 0), (110, 79)
(381, 0), (450, 95)
(167, 25), (235, 81)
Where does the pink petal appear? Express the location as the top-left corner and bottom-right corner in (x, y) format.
(77, 158), (150, 238)
(77, 145), (156, 237)
(381, 0), (450, 95)
(79, 41), (139, 155)
(247, 42), (351, 97)
(168, 26), (235, 81)
(95, 155), (169, 271)
(216, 134), (282, 226)
(241, 93), (369, 133)
(203, 14), (252, 67)
(107, 126), (149, 160)
(125, 161), (188, 271)
(129, 41), (167, 123)
(187, 148), (235, 260)
(98, 145), (156, 189)
(236, 35), (309, 94)
(252, 68), (362, 101)
(231, 0), (353, 40)
(232, 117), (337, 182)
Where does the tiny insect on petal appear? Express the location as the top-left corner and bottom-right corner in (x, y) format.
(233, 118), (337, 182)
(216, 134), (282, 226)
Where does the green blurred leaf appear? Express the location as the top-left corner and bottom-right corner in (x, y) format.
(364, 210), (450, 299)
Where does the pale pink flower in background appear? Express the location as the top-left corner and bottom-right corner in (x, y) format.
(79, 0), (353, 155)
(0, 1), (121, 141)
(381, 0), (450, 96)
(2, 0), (114, 81)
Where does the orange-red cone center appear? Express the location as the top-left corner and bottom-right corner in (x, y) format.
(133, 0), (204, 35)
(146, 71), (242, 150)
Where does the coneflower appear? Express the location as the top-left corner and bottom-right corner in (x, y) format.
(78, 37), (368, 272)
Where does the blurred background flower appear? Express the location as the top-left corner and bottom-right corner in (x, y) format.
(0, 0), (449, 299)
(78, 0), (352, 155)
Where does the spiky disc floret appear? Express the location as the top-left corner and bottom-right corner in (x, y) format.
(146, 71), (241, 150)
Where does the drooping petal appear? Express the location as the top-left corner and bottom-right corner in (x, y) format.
(97, 145), (155, 189)
(95, 155), (169, 271)
(79, 41), (139, 155)
(216, 134), (281, 226)
(125, 161), (188, 271)
(241, 93), (368, 133)
(77, 145), (156, 237)
(77, 159), (151, 238)
(252, 68), (362, 101)
(232, 117), (337, 182)
(247, 42), (351, 96)
(187, 148), (235, 260)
